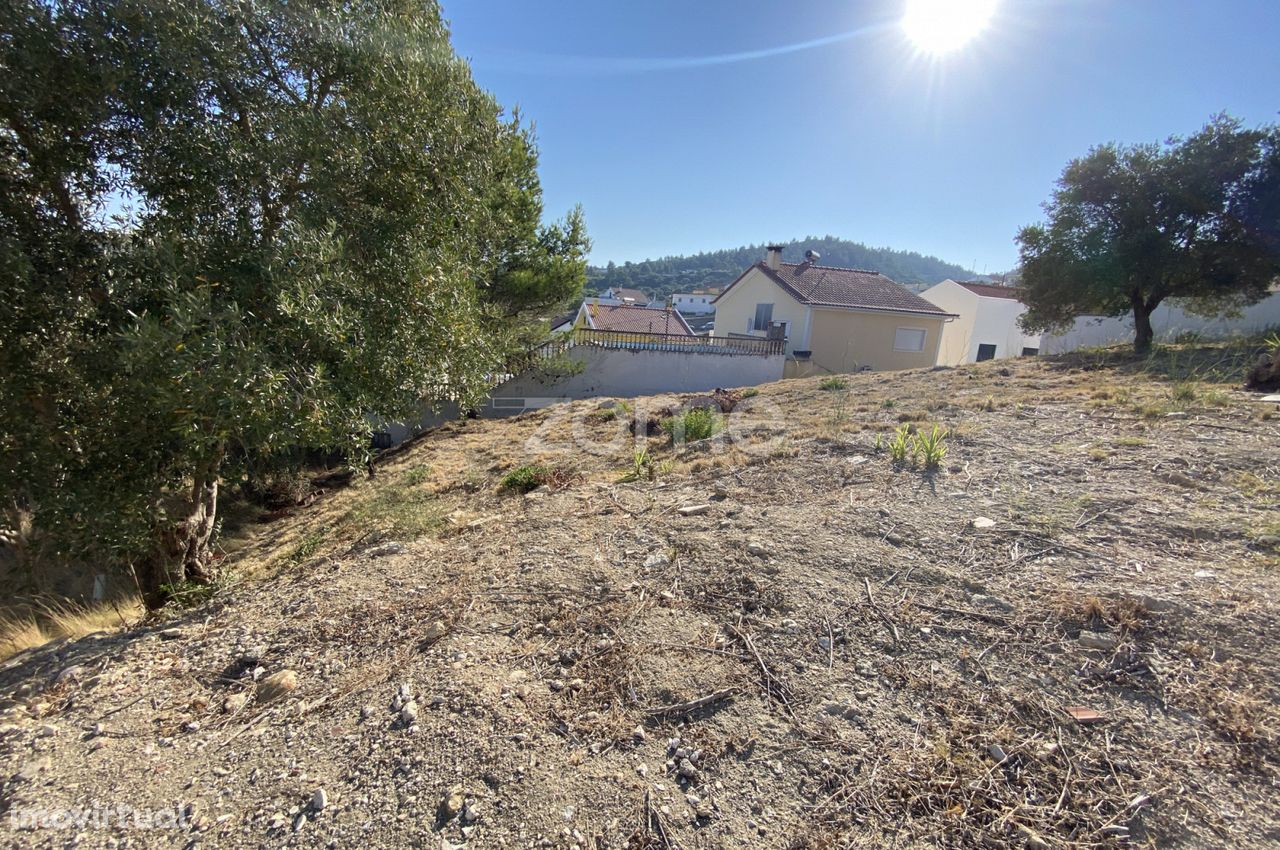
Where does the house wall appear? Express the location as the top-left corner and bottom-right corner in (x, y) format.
(711, 268), (812, 354)
(1041, 290), (1280, 353)
(481, 345), (785, 416)
(922, 280), (1043, 365)
(921, 281), (978, 366)
(806, 308), (947, 373)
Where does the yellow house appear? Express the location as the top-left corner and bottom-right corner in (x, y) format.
(711, 246), (956, 376)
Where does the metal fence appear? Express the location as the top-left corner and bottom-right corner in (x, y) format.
(570, 328), (784, 356)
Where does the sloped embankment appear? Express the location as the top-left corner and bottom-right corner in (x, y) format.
(2, 347), (1278, 849)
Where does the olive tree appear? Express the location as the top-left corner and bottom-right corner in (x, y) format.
(1017, 115), (1280, 354)
(1, 0), (587, 602)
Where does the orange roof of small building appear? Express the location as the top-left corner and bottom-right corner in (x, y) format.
(584, 303), (695, 335)
(716, 262), (954, 317)
(957, 281), (1024, 300)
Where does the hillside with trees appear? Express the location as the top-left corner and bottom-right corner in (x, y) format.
(588, 237), (976, 300)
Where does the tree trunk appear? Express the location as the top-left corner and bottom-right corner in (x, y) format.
(139, 455), (223, 608)
(1131, 294), (1155, 356)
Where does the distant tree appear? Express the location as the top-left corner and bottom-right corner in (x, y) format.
(0, 0), (587, 602)
(1017, 115), (1280, 354)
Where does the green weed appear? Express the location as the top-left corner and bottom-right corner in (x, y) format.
(662, 407), (723, 444)
(819, 376), (848, 391)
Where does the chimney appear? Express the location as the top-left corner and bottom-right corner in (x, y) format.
(765, 244), (784, 270)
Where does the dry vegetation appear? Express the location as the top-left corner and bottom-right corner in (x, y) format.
(1, 341), (1278, 849)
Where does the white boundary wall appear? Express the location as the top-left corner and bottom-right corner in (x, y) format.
(481, 345), (784, 417)
(1041, 290), (1280, 354)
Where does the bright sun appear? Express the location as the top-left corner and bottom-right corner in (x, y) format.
(902, 0), (998, 55)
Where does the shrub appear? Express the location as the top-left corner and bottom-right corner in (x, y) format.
(619, 447), (669, 482)
(500, 464), (552, 493)
(913, 425), (949, 469)
(881, 398), (897, 409)
(661, 408), (723, 444)
(499, 464), (578, 493)
(888, 424), (913, 464)
(740, 387), (760, 398)
(819, 376), (848, 391)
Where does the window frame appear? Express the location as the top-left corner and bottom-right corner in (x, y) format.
(892, 326), (928, 353)
(752, 302), (774, 332)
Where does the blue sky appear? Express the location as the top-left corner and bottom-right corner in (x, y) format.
(444, 0), (1280, 274)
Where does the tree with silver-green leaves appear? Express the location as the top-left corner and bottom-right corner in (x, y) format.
(1016, 115), (1280, 355)
(0, 0), (588, 603)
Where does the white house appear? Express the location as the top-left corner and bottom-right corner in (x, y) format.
(921, 280), (1043, 364)
(671, 291), (718, 315)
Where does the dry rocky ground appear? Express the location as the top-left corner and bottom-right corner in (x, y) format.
(1, 345), (1278, 850)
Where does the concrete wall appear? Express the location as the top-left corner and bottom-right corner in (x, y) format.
(806, 307), (947, 373)
(1041, 290), (1280, 354)
(923, 280), (1042, 365)
(481, 344), (784, 416)
(712, 268), (812, 355)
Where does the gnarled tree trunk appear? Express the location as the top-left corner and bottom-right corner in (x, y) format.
(139, 452), (223, 608)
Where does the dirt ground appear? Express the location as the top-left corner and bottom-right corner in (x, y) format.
(1, 345), (1278, 849)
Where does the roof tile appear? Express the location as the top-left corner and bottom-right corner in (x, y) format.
(755, 263), (954, 316)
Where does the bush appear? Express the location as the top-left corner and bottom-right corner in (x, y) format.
(740, 387), (760, 398)
(661, 408), (723, 444)
(819, 377), (848, 391)
(499, 464), (579, 493)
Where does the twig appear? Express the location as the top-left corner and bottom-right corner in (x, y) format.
(864, 577), (900, 644)
(644, 688), (736, 718)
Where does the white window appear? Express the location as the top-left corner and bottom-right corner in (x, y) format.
(893, 327), (927, 352)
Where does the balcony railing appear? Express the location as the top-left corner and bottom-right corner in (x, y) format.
(571, 328), (783, 355)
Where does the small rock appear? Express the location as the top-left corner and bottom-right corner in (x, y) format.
(311, 789), (328, 812)
(36, 724), (57, 738)
(988, 743), (1007, 763)
(360, 705), (375, 720)
(678, 504), (710, 516)
(158, 627), (186, 641)
(676, 758), (700, 781)
(368, 542), (405, 557)
(644, 552), (670, 569)
(268, 812), (288, 830)
(423, 620), (447, 643)
(400, 700), (419, 725)
(632, 725), (646, 742)
(223, 693), (249, 714)
(1078, 631), (1117, 652)
(745, 539), (770, 558)
(1193, 569), (1217, 579)
(462, 801), (481, 823)
(256, 670), (299, 703)
(441, 786), (465, 819)
(635, 763), (648, 777)
(971, 517), (997, 529)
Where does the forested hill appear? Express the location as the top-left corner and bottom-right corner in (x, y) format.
(587, 237), (976, 300)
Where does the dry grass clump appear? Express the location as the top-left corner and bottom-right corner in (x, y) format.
(806, 688), (1161, 849)
(1057, 594), (1150, 637)
(0, 596), (144, 661)
(1165, 657), (1280, 770)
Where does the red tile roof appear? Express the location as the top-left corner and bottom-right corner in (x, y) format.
(584, 303), (695, 336)
(957, 281), (1024, 300)
(721, 262), (954, 317)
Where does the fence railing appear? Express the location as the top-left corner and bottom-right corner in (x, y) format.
(502, 327), (783, 380)
(571, 328), (785, 356)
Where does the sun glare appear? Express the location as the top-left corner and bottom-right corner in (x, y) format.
(902, 0), (998, 56)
